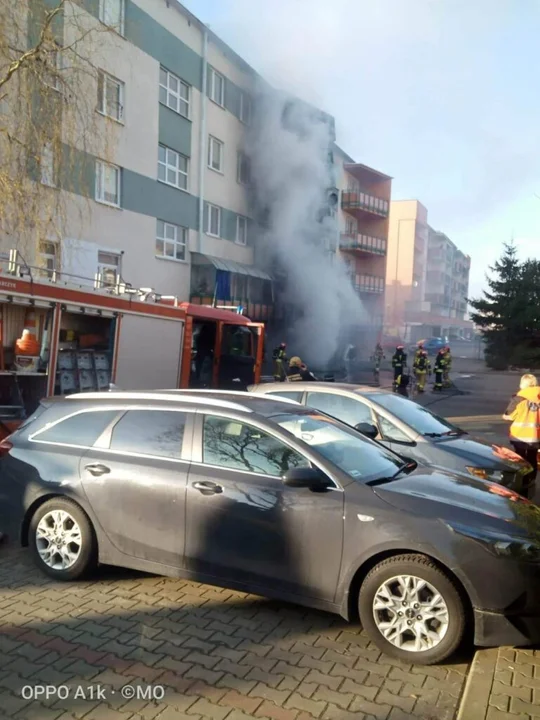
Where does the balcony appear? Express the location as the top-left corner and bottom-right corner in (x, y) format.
(352, 274), (385, 295)
(339, 233), (387, 255)
(341, 190), (389, 217)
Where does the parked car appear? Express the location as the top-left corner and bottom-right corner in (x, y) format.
(248, 383), (535, 497)
(1, 390), (540, 665)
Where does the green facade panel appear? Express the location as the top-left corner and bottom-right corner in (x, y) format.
(125, 1), (203, 90)
(158, 105), (192, 157)
(123, 170), (199, 229)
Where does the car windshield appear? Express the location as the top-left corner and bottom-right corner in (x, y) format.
(364, 392), (463, 437)
(272, 412), (405, 483)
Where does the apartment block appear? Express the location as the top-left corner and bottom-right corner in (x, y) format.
(3, 0), (278, 320)
(425, 229), (470, 320)
(385, 199), (428, 330)
(334, 145), (392, 331)
(385, 199), (472, 339)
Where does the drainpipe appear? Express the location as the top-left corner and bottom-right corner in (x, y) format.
(197, 27), (208, 255)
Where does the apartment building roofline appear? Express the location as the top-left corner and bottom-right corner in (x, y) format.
(172, 0), (259, 78)
(334, 144), (392, 180)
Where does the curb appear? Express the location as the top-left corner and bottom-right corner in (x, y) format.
(456, 648), (497, 720)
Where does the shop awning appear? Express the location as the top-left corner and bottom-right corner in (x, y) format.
(191, 253), (272, 281)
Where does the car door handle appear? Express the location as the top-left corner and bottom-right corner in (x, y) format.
(85, 463), (111, 477)
(192, 481), (223, 495)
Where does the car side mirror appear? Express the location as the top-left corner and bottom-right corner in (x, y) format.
(282, 467), (332, 491)
(355, 422), (378, 440)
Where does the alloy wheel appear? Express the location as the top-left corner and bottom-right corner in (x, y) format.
(372, 573), (449, 652)
(35, 509), (82, 571)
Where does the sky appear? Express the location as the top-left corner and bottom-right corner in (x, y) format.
(182, 0), (540, 299)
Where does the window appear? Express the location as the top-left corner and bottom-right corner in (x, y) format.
(31, 410), (119, 447)
(364, 391), (461, 437)
(99, 0), (125, 34)
(206, 204), (221, 237)
(40, 143), (55, 187)
(97, 70), (124, 122)
(159, 67), (190, 118)
(97, 251), (121, 287)
(236, 216), (248, 246)
(208, 136), (224, 173)
(275, 412), (403, 483)
(209, 67), (224, 106)
(268, 391), (304, 403)
(38, 240), (58, 279)
(236, 151), (250, 185)
(110, 410), (187, 459)
(239, 90), (252, 124)
(306, 392), (373, 429)
(95, 160), (121, 207)
(202, 416), (308, 477)
(156, 220), (187, 262)
(158, 145), (188, 191)
(376, 414), (411, 444)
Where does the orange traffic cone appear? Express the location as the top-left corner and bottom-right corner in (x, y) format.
(15, 309), (40, 356)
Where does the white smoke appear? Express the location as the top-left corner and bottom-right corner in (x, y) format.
(246, 87), (368, 366)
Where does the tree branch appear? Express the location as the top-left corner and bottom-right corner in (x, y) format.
(0, 1), (66, 92)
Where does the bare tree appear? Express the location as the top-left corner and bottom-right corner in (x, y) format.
(0, 0), (121, 273)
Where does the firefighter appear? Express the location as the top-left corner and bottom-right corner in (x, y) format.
(433, 348), (445, 392)
(414, 341), (425, 366)
(443, 346), (452, 388)
(392, 345), (407, 390)
(503, 373), (540, 498)
(272, 342), (287, 381)
(414, 350), (431, 392)
(287, 356), (317, 382)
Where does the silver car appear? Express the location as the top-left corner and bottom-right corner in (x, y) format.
(248, 382), (534, 496)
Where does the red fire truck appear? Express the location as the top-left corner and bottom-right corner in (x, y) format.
(0, 250), (264, 439)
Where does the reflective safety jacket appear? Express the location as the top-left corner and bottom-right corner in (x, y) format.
(415, 355), (431, 373)
(286, 365), (316, 382)
(507, 386), (540, 445)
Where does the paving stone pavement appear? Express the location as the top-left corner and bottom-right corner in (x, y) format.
(457, 647), (540, 720)
(0, 544), (470, 720)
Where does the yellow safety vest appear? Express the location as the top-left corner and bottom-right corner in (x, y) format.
(509, 386), (540, 444)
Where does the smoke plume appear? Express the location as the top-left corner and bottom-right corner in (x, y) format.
(246, 87), (367, 367)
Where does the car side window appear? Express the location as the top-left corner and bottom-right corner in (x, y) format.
(377, 414), (411, 443)
(31, 410), (119, 447)
(109, 410), (187, 459)
(202, 415), (309, 477)
(267, 391), (304, 403)
(306, 392), (372, 427)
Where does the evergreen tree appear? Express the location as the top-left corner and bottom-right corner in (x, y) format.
(469, 242), (540, 369)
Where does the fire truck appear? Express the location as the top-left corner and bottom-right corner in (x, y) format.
(0, 250), (264, 440)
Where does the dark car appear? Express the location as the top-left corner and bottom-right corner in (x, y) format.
(1, 390), (540, 665)
(249, 383), (534, 497)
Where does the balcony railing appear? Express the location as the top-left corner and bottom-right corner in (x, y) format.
(352, 274), (385, 294)
(341, 190), (389, 217)
(339, 233), (387, 255)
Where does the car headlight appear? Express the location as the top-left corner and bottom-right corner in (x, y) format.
(466, 466), (504, 481)
(447, 522), (540, 563)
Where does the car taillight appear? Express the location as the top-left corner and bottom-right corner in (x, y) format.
(0, 439), (13, 457)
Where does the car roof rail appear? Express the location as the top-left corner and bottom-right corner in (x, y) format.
(158, 389), (301, 405)
(66, 392), (251, 412)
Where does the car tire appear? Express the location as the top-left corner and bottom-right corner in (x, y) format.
(29, 498), (97, 581)
(358, 554), (466, 665)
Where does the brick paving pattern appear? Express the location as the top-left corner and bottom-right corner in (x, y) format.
(486, 648), (540, 720)
(0, 544), (470, 720)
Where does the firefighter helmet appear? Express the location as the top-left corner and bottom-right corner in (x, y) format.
(289, 356), (302, 367)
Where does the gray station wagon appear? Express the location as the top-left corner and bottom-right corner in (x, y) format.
(248, 382), (534, 496)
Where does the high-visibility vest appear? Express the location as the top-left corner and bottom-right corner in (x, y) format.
(509, 386), (540, 444)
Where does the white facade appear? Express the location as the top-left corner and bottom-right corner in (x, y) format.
(25, 0), (262, 301)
